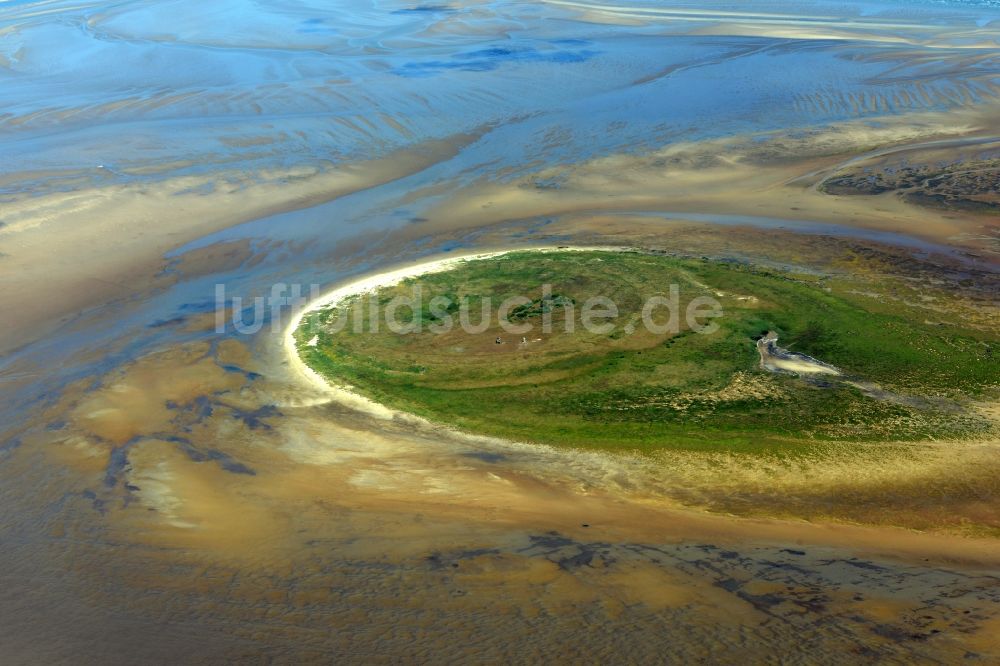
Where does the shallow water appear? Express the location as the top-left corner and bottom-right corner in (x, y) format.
(2, 0), (1000, 662)
(3, 0), (1000, 193)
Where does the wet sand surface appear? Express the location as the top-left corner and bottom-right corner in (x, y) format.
(2, 0), (1000, 662)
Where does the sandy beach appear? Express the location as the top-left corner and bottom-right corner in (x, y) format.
(281, 246), (630, 407)
(282, 250), (520, 420)
(3, 0), (999, 661)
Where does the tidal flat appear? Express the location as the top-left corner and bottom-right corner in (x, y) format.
(2, 0), (1000, 662)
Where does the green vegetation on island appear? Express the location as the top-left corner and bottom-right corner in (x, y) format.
(295, 250), (999, 454)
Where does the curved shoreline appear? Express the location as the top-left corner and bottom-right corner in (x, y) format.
(282, 245), (619, 419)
(279, 247), (1000, 566)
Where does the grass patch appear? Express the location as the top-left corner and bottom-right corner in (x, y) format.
(296, 251), (999, 453)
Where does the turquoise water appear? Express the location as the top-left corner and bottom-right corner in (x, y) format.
(1, 5), (998, 659)
(2, 0), (998, 194)
(2, 0), (998, 390)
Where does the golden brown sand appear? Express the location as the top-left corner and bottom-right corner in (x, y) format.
(3, 105), (1000, 660)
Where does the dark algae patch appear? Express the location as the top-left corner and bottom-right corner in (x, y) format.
(295, 251), (999, 453)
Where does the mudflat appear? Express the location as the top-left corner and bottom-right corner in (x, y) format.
(2, 0), (1000, 662)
